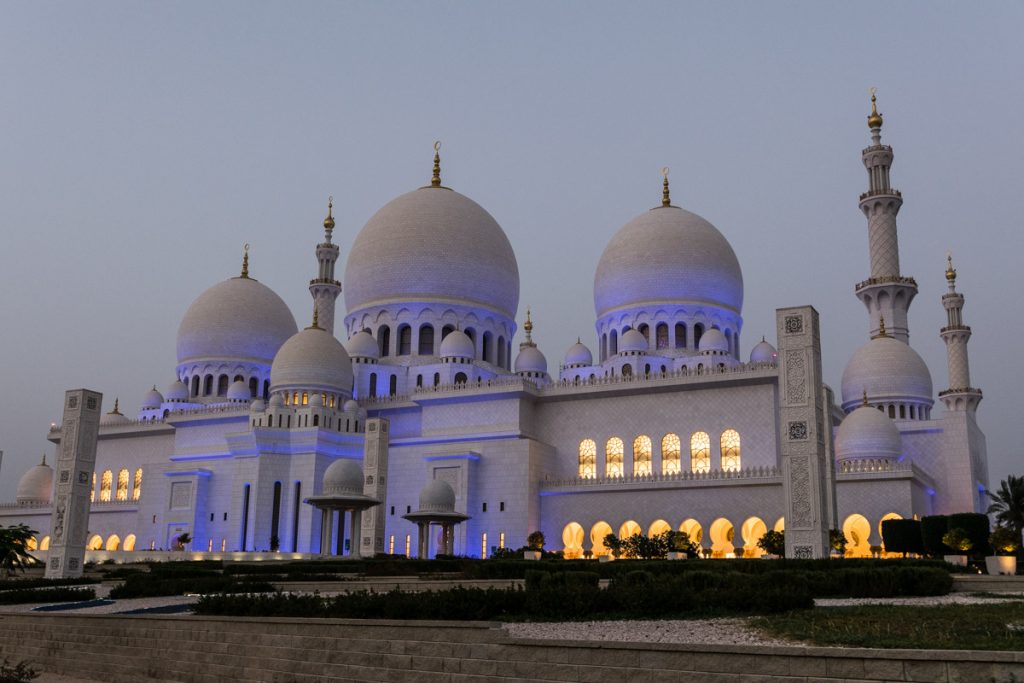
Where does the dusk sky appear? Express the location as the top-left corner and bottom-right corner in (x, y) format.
(1, 2), (1021, 500)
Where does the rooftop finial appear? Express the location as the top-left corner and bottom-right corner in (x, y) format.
(945, 251), (957, 283)
(109, 398), (121, 416)
(523, 307), (536, 347)
(41, 452), (47, 466)
(874, 315), (888, 338)
(241, 243), (250, 279)
(868, 87), (883, 129)
(310, 304), (320, 330)
(431, 141), (442, 188)
(661, 167), (671, 207)
(862, 389), (869, 407)
(323, 195), (335, 238)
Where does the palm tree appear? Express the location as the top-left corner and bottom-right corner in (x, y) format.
(0, 524), (38, 576)
(987, 475), (1024, 539)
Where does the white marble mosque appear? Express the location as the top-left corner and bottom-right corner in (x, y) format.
(0, 96), (989, 560)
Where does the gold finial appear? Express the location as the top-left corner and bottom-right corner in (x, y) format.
(862, 389), (869, 407)
(241, 243), (250, 279)
(661, 167), (671, 207)
(109, 398), (122, 416)
(431, 141), (442, 188)
(324, 196), (335, 233)
(310, 305), (320, 330)
(867, 87), (883, 129)
(577, 336), (581, 344)
(524, 307), (533, 334)
(41, 452), (47, 466)
(875, 315), (888, 338)
(945, 252), (957, 282)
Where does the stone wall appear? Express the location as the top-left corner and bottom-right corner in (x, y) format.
(0, 613), (1021, 683)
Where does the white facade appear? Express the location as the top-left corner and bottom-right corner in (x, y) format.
(0, 102), (990, 561)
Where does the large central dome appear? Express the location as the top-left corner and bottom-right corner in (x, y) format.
(594, 206), (743, 318)
(344, 187), (520, 320)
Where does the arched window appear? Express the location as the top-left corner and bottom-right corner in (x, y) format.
(132, 468), (142, 501)
(622, 363), (632, 377)
(433, 372), (440, 387)
(368, 373), (378, 397)
(312, 414), (320, 426)
(397, 324), (412, 355)
(389, 375), (397, 396)
(115, 471), (129, 501)
(302, 391), (308, 406)
(690, 432), (710, 473)
(248, 377), (258, 397)
(609, 330), (618, 355)
(441, 324), (454, 340)
(454, 372), (468, 385)
(217, 374), (229, 397)
(203, 374), (213, 396)
(482, 331), (493, 364)
(497, 337), (506, 369)
(655, 323), (669, 349)
(601, 333), (608, 361)
(675, 323), (687, 349)
(605, 437), (624, 477)
(100, 470), (113, 502)
(638, 323), (650, 344)
(123, 534), (137, 551)
(578, 439), (597, 479)
(105, 534), (120, 551)
(418, 324), (434, 355)
(693, 324), (705, 349)
(661, 433), (681, 474)
(721, 429), (741, 471)
(724, 329), (732, 356)
(379, 326), (391, 357)
(632, 435), (652, 476)
(191, 376), (200, 397)
(416, 374), (423, 388)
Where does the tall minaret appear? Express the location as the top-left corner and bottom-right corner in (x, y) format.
(309, 197), (342, 336)
(939, 254), (983, 412)
(855, 90), (918, 342)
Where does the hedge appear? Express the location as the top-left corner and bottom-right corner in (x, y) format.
(0, 577), (97, 591)
(947, 513), (990, 555)
(881, 519), (924, 556)
(108, 574), (274, 599)
(921, 516), (949, 556)
(0, 587), (97, 605)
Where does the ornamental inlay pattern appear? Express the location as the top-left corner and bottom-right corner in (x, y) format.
(785, 350), (806, 404)
(784, 315), (803, 334)
(789, 456), (812, 527)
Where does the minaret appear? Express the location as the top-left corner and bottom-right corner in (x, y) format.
(309, 197), (342, 336)
(855, 89), (918, 342)
(939, 254), (983, 412)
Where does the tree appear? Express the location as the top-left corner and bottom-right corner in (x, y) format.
(0, 524), (38, 576)
(757, 530), (785, 557)
(987, 475), (1024, 541)
(829, 529), (847, 556)
(880, 519), (924, 557)
(990, 526), (1020, 556)
(173, 533), (192, 551)
(622, 532), (671, 560)
(942, 528), (972, 554)
(602, 533), (624, 558)
(526, 531), (545, 551)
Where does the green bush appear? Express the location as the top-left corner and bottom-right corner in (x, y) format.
(0, 657), (39, 682)
(109, 574), (273, 599)
(0, 577), (97, 591)
(881, 519), (924, 556)
(0, 587), (96, 605)
(757, 530), (785, 557)
(947, 513), (990, 555)
(990, 526), (1020, 556)
(920, 515), (949, 556)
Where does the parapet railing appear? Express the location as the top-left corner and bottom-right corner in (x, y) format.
(541, 465), (781, 491)
(854, 275), (918, 292)
(858, 187), (902, 200)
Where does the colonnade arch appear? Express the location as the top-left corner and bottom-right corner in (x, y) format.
(561, 522), (585, 558)
(709, 518), (735, 556)
(590, 521), (613, 555)
(842, 513), (872, 557)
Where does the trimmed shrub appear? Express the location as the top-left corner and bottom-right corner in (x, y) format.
(947, 513), (990, 556)
(881, 519), (924, 556)
(109, 574), (273, 599)
(0, 587), (96, 605)
(920, 515), (949, 556)
(0, 577), (97, 591)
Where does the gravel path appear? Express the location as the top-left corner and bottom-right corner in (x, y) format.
(503, 617), (801, 647)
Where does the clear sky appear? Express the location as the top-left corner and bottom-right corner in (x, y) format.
(1, 2), (1021, 500)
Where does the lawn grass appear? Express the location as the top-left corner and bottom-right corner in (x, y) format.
(754, 603), (1024, 650)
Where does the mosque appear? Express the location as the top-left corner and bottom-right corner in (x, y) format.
(0, 96), (988, 560)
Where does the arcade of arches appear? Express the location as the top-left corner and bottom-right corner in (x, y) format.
(560, 511), (907, 558)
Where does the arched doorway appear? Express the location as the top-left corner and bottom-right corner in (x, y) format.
(679, 518), (703, 547)
(123, 534), (137, 552)
(106, 534), (121, 551)
(87, 535), (103, 550)
(618, 520), (641, 539)
(648, 519), (671, 537)
(773, 517), (785, 532)
(741, 517), (768, 557)
(562, 522), (584, 559)
(709, 518), (735, 557)
(590, 521), (613, 556)
(842, 514), (872, 557)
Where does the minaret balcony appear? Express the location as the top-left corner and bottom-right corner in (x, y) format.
(854, 275), (917, 293)
(940, 324), (971, 334)
(859, 188), (902, 201)
(938, 387), (982, 398)
(309, 278), (341, 286)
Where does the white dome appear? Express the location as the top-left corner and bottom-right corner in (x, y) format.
(250, 398), (266, 412)
(309, 392), (324, 407)
(344, 187), (520, 320)
(594, 206), (743, 319)
(514, 346), (548, 374)
(439, 329), (475, 359)
(563, 340), (593, 367)
(16, 459), (53, 505)
(141, 386), (164, 409)
(835, 404), (902, 462)
(177, 276), (298, 366)
(100, 409), (131, 426)
(345, 331), (380, 359)
(699, 327), (729, 353)
(841, 336), (933, 410)
(227, 380), (251, 402)
(619, 329), (648, 353)
(418, 479), (456, 512)
(322, 459), (364, 496)
(166, 380), (189, 402)
(749, 338), (777, 363)
(270, 326), (354, 397)
(268, 393), (284, 408)
(343, 399), (360, 413)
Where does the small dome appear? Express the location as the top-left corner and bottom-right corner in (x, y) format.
(100, 399), (131, 426)
(141, 386), (164, 409)
(515, 346), (548, 374)
(322, 459), (364, 496)
(699, 328), (729, 353)
(250, 398), (266, 412)
(268, 393), (284, 408)
(439, 329), (475, 359)
(619, 329), (648, 353)
(563, 340), (593, 367)
(345, 331), (380, 359)
(309, 392), (324, 407)
(835, 404), (902, 462)
(166, 380), (189, 402)
(841, 336), (933, 411)
(594, 206), (743, 319)
(227, 380), (251, 402)
(270, 326), (354, 397)
(16, 458), (53, 505)
(343, 399), (360, 413)
(418, 479), (456, 512)
(749, 338), (777, 363)
(344, 187), (520, 322)
(177, 276), (298, 367)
